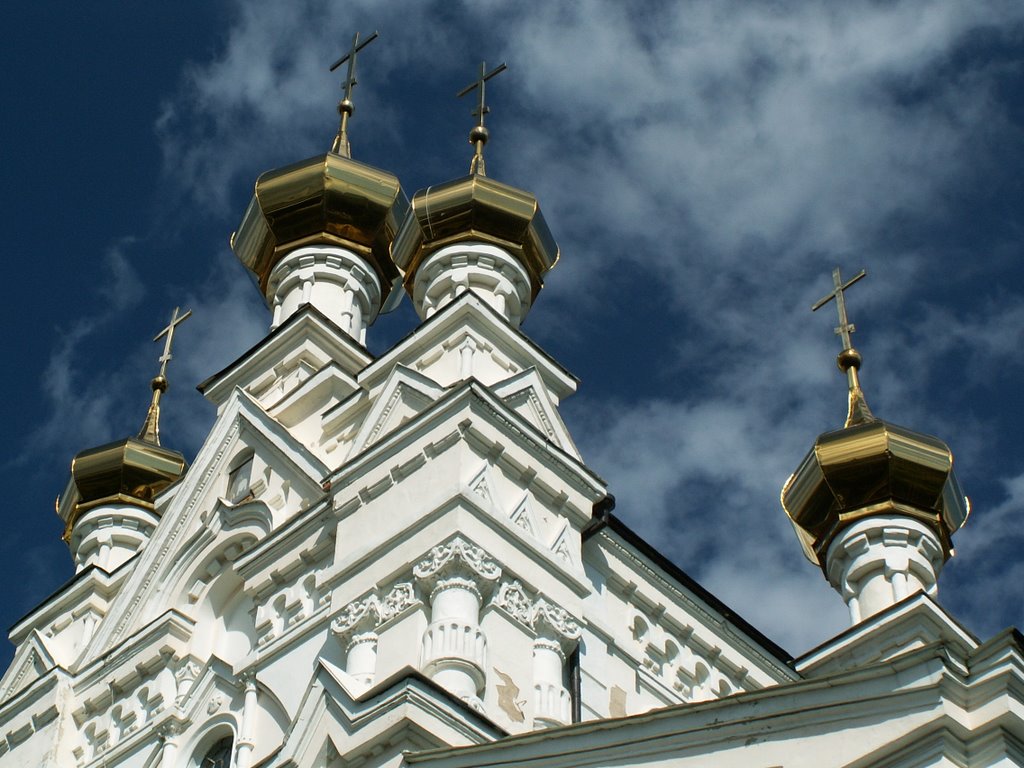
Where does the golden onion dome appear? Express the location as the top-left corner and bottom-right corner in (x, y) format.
(392, 61), (558, 301)
(58, 309), (192, 543)
(782, 267), (968, 570)
(782, 416), (968, 568)
(230, 152), (409, 302)
(391, 173), (559, 301)
(63, 437), (187, 541)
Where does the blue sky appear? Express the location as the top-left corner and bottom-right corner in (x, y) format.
(2, 1), (1022, 665)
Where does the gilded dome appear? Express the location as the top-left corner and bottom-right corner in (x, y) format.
(782, 417), (968, 568)
(62, 437), (187, 542)
(231, 152), (409, 302)
(391, 174), (558, 300)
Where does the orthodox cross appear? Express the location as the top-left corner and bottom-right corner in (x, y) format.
(811, 267), (866, 351)
(139, 306), (192, 444)
(457, 61), (507, 176)
(329, 30), (379, 157)
(154, 306), (193, 379)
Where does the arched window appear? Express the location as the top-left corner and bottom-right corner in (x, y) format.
(199, 735), (233, 768)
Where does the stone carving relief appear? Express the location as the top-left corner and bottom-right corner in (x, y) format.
(331, 583), (422, 686)
(73, 662), (177, 765)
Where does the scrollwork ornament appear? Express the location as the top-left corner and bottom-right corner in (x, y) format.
(533, 599), (582, 642)
(413, 537), (501, 584)
(492, 580), (533, 627)
(380, 582), (420, 620)
(331, 594), (382, 639)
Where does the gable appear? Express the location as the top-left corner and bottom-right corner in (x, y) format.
(345, 365), (447, 459)
(200, 307), (372, 412)
(0, 632), (56, 703)
(493, 368), (581, 458)
(359, 292), (577, 400)
(80, 390), (329, 660)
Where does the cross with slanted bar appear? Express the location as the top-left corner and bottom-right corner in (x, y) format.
(458, 61), (507, 127)
(331, 30), (379, 104)
(812, 267), (866, 351)
(458, 61), (507, 175)
(154, 306), (192, 378)
(329, 31), (379, 156)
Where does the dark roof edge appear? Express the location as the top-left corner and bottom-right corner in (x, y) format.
(197, 304), (371, 394)
(582, 496), (793, 665)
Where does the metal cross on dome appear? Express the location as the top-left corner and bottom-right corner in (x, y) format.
(329, 30), (379, 157)
(812, 267), (866, 352)
(154, 306), (192, 379)
(458, 61), (507, 176)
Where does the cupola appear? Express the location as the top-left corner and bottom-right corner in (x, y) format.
(57, 308), (191, 573)
(781, 269), (969, 624)
(392, 62), (559, 328)
(230, 32), (408, 342)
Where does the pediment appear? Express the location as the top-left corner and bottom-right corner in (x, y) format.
(82, 390), (329, 658)
(274, 661), (500, 768)
(0, 631), (56, 703)
(797, 593), (977, 677)
(493, 368), (581, 458)
(200, 307), (372, 411)
(359, 292), (577, 400)
(268, 361), (360, 429)
(346, 365), (446, 458)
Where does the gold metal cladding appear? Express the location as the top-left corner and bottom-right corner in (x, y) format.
(231, 152), (408, 299)
(391, 174), (559, 299)
(65, 437), (187, 541)
(781, 418), (969, 567)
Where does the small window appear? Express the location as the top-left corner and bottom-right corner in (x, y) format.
(227, 454), (254, 502)
(199, 736), (233, 768)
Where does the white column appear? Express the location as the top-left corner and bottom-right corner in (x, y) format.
(332, 596), (383, 688)
(265, 245), (382, 337)
(411, 243), (532, 327)
(158, 724), (178, 768)
(413, 538), (500, 711)
(531, 600), (581, 728)
(234, 672), (258, 768)
(827, 515), (945, 624)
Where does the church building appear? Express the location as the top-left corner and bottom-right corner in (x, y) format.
(1, 41), (1022, 768)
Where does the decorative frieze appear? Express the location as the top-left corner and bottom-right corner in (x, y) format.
(254, 570), (329, 647)
(73, 662), (177, 765)
(628, 607), (745, 704)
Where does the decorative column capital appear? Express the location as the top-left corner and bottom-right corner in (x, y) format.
(533, 598), (582, 646)
(413, 537), (501, 594)
(332, 594), (383, 643)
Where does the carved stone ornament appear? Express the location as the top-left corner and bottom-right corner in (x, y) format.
(206, 693), (225, 715)
(331, 594), (382, 639)
(413, 537), (501, 586)
(332, 582), (422, 640)
(491, 580), (533, 627)
(533, 599), (582, 642)
(380, 582), (420, 619)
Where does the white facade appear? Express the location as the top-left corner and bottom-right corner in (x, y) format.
(1, 159), (1022, 768)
